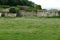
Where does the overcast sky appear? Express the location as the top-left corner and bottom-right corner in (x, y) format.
(29, 0), (60, 9)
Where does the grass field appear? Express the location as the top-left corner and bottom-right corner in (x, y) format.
(0, 17), (60, 40)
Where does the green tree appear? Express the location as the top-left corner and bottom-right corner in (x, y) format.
(34, 4), (42, 10)
(0, 0), (39, 7)
(34, 4), (42, 14)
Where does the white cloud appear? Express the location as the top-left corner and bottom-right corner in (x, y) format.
(29, 0), (60, 9)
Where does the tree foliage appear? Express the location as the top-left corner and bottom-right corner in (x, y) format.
(0, 0), (42, 11)
(0, 0), (35, 7)
(34, 4), (42, 10)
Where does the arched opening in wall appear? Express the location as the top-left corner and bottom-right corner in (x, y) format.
(1, 13), (5, 17)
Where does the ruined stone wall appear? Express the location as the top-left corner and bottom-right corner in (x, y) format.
(4, 13), (17, 17)
(19, 10), (59, 17)
(19, 11), (36, 16)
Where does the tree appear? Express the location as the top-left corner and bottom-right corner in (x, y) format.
(34, 4), (42, 10)
(0, 0), (40, 7)
(33, 4), (42, 16)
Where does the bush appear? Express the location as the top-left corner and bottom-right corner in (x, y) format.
(9, 8), (17, 13)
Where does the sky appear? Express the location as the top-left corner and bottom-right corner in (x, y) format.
(29, 0), (60, 10)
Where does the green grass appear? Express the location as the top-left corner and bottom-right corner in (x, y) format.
(0, 17), (60, 40)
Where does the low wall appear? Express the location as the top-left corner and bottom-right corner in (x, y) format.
(5, 13), (17, 17)
(19, 11), (59, 17)
(0, 13), (2, 17)
(20, 11), (36, 16)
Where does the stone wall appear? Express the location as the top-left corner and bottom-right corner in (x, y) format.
(19, 10), (36, 16)
(6, 13), (17, 17)
(0, 10), (59, 17)
(0, 13), (2, 17)
(19, 10), (59, 17)
(37, 11), (48, 17)
(0, 13), (17, 17)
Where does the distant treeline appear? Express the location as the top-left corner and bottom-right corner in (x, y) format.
(0, 0), (35, 7)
